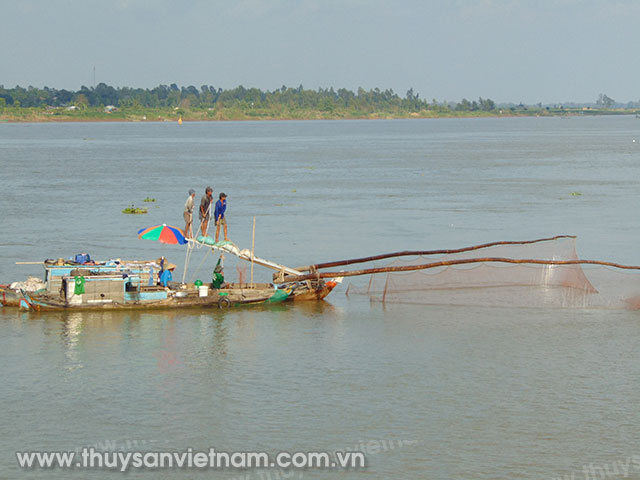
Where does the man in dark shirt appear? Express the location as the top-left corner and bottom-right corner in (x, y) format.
(214, 192), (228, 242)
(199, 186), (213, 236)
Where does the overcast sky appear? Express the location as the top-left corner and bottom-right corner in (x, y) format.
(1, 0), (638, 104)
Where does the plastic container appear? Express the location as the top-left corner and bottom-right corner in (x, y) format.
(198, 285), (209, 297)
(74, 253), (91, 264)
(66, 280), (82, 305)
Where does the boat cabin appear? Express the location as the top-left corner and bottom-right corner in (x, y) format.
(43, 260), (158, 294)
(61, 273), (167, 306)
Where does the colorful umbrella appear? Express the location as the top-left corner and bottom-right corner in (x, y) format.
(137, 224), (187, 245)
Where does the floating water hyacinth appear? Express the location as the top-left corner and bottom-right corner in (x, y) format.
(122, 205), (148, 214)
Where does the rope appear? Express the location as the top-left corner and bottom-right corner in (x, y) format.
(189, 248), (212, 283)
(182, 238), (222, 283)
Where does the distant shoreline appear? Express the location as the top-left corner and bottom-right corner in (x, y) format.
(3, 84), (634, 123)
(0, 107), (636, 124)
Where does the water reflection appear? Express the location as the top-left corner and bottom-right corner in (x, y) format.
(198, 313), (229, 358)
(61, 313), (83, 371)
(156, 312), (183, 374)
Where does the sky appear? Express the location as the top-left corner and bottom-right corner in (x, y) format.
(1, 0), (638, 104)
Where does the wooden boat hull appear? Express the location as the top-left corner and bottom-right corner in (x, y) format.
(0, 286), (20, 307)
(16, 286), (288, 312)
(284, 281), (337, 302)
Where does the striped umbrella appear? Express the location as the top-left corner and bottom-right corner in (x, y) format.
(137, 224), (187, 245)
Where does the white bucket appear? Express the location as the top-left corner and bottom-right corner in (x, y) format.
(198, 285), (209, 297)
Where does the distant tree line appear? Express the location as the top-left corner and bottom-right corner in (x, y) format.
(0, 83), (498, 113)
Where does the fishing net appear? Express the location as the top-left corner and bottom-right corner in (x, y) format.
(345, 236), (640, 309)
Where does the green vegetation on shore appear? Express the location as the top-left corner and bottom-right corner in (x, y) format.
(0, 83), (636, 122)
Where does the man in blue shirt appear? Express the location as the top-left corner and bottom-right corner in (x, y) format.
(159, 268), (173, 287)
(159, 259), (176, 287)
(214, 192), (228, 243)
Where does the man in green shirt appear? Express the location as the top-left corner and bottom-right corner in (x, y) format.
(212, 262), (225, 289)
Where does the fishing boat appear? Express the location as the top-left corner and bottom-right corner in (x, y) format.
(5, 256), (288, 311)
(7, 233), (640, 311)
(2, 229), (339, 310)
(3, 220), (342, 311)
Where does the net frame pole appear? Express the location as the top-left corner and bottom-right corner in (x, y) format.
(306, 235), (577, 271)
(282, 257), (640, 283)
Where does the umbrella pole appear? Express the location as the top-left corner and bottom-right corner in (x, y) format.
(250, 216), (256, 288)
(182, 242), (192, 284)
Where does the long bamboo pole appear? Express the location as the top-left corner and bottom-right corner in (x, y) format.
(283, 256), (640, 283)
(305, 235), (577, 271)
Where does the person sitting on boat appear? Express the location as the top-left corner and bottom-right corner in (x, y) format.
(184, 189), (196, 238)
(199, 186), (214, 236)
(214, 192), (229, 242)
(212, 261), (225, 289)
(159, 260), (176, 287)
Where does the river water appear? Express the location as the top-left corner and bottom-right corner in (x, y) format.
(1, 117), (640, 479)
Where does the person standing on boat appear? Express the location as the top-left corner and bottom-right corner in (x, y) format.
(183, 189), (196, 238)
(199, 186), (214, 236)
(212, 258), (225, 288)
(214, 192), (229, 242)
